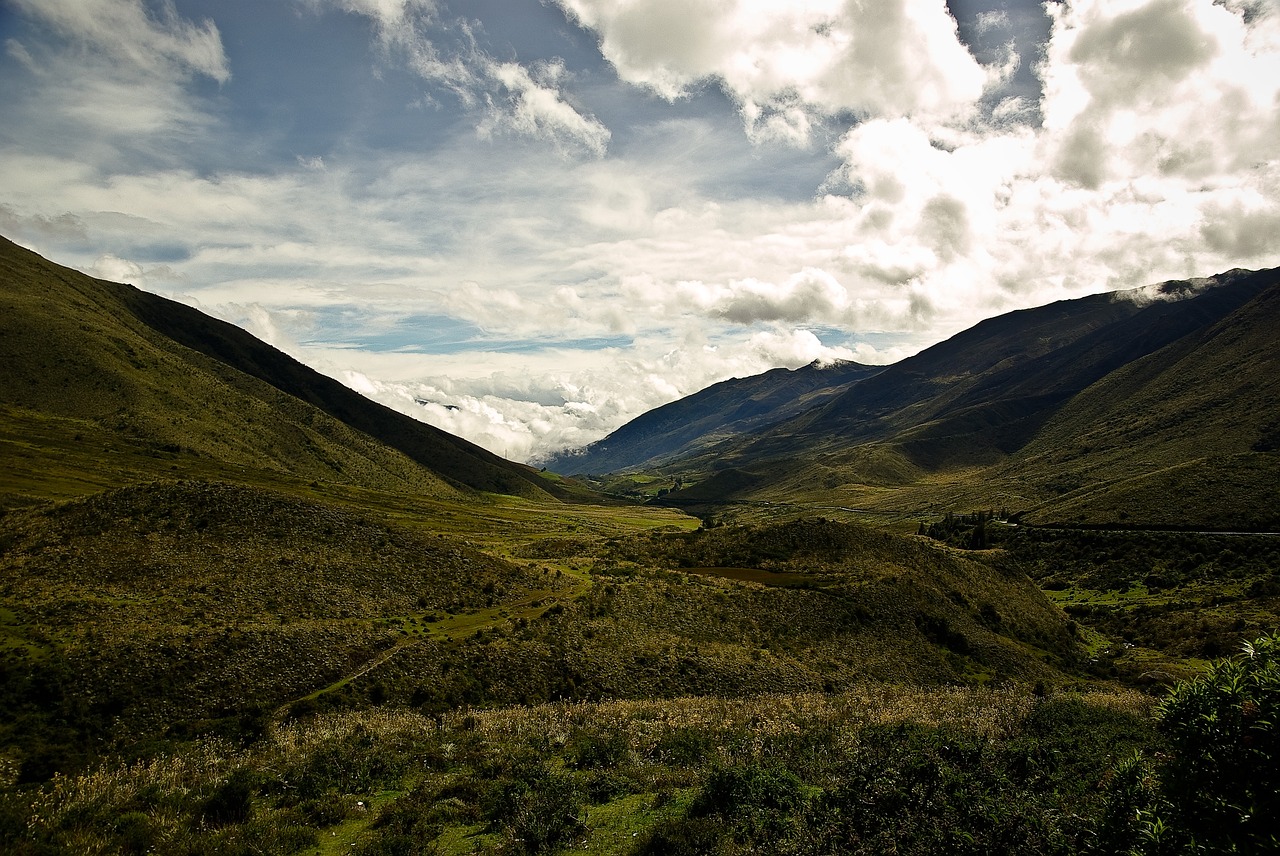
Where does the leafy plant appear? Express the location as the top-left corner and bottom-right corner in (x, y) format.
(1095, 633), (1280, 854)
(1153, 633), (1280, 852)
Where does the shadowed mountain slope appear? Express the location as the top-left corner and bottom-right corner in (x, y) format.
(544, 360), (881, 475)
(737, 269), (1274, 469)
(0, 236), (567, 504)
(1001, 274), (1280, 526)
(560, 267), (1280, 528)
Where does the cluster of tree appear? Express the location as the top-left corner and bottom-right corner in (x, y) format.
(918, 509), (1011, 550)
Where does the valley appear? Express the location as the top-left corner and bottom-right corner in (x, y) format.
(1, 236), (1276, 854)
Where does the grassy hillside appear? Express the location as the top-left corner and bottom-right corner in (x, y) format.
(326, 517), (1081, 721)
(1006, 279), (1280, 527)
(0, 236), (560, 504)
(755, 270), (1270, 467)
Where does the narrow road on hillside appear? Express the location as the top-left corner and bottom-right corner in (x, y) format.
(270, 567), (593, 725)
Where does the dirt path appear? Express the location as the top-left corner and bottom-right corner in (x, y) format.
(271, 563), (593, 723)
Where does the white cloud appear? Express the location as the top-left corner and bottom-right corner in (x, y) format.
(5, 38), (38, 72)
(9, 0), (229, 83)
(677, 268), (852, 324)
(308, 0), (610, 155)
(88, 253), (184, 289)
(1, 1), (227, 154)
(1200, 198), (1280, 258)
(746, 328), (855, 366)
(976, 10), (1012, 35)
(556, 0), (992, 140)
(90, 253), (143, 283)
(299, 325), (857, 462)
(479, 60), (611, 157)
(1041, 0), (1280, 187)
(0, 203), (88, 244)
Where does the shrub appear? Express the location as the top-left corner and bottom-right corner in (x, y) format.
(1095, 633), (1280, 854)
(1091, 753), (1160, 856)
(487, 769), (585, 853)
(199, 768), (257, 827)
(298, 791), (353, 827)
(691, 763), (805, 843)
(566, 727), (630, 769)
(1151, 633), (1280, 852)
(634, 816), (724, 855)
(654, 727), (715, 765)
(803, 722), (1085, 855)
(112, 811), (155, 855)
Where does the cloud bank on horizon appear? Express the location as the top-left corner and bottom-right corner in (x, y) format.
(2, 0), (1278, 463)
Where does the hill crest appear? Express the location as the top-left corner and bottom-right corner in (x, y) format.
(0, 235), (573, 505)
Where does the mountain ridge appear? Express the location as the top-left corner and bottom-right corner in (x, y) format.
(543, 359), (882, 474)
(552, 266), (1280, 529)
(0, 235), (574, 504)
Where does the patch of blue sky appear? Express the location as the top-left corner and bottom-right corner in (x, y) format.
(178, 0), (465, 168)
(482, 335), (633, 354)
(304, 309), (632, 354)
(806, 325), (858, 346)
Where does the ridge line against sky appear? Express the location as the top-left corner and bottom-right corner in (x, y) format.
(2, 0), (1279, 463)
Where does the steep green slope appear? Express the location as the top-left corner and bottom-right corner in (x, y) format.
(1006, 277), (1280, 526)
(0, 235), (556, 504)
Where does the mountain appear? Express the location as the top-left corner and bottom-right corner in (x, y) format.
(543, 359), (882, 474)
(560, 268), (1280, 528)
(786, 270), (1272, 463)
(0, 235), (571, 505)
(1000, 274), (1280, 526)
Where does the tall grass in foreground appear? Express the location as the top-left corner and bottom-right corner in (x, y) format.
(4, 683), (1156, 855)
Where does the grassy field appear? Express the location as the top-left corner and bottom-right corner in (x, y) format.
(6, 684), (1157, 855)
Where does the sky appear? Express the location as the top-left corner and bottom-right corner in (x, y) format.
(2, 0), (1279, 464)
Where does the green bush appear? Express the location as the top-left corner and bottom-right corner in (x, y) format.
(566, 727), (630, 769)
(634, 816), (724, 855)
(654, 727), (715, 765)
(1153, 633), (1280, 852)
(199, 768), (257, 827)
(487, 768), (585, 853)
(1096, 633), (1280, 854)
(298, 791), (354, 827)
(691, 763), (805, 844)
(1091, 753), (1160, 856)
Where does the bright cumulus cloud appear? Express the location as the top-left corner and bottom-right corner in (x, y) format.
(1, 0), (1279, 462)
